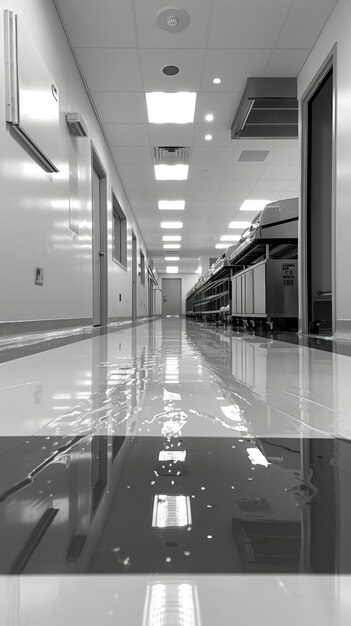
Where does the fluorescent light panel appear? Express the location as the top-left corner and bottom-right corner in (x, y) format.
(146, 92), (197, 124)
(152, 494), (192, 527)
(155, 165), (189, 181)
(228, 221), (252, 229)
(158, 200), (185, 211)
(240, 199), (269, 212)
(220, 235), (241, 242)
(162, 235), (181, 241)
(166, 266), (179, 273)
(161, 222), (183, 229)
(215, 243), (229, 249)
(165, 256), (179, 261)
(164, 244), (181, 249)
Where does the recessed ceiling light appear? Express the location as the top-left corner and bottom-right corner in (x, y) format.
(215, 243), (229, 249)
(205, 134), (213, 141)
(213, 77), (221, 84)
(165, 256), (180, 261)
(146, 92), (197, 124)
(205, 113), (214, 122)
(220, 235), (241, 241)
(228, 221), (252, 229)
(162, 235), (181, 241)
(162, 65), (180, 77)
(166, 266), (179, 274)
(152, 494), (191, 527)
(240, 199), (270, 212)
(158, 200), (185, 211)
(155, 165), (189, 180)
(161, 222), (183, 229)
(164, 244), (181, 249)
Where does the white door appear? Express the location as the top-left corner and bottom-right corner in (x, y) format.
(92, 167), (101, 326)
(132, 232), (137, 321)
(162, 278), (182, 315)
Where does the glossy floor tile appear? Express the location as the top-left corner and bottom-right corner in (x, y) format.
(0, 318), (351, 624)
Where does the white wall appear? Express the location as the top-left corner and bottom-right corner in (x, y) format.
(0, 0), (150, 325)
(158, 274), (198, 315)
(298, 0), (351, 338)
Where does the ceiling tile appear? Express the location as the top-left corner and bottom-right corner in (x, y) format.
(156, 181), (188, 196)
(216, 191), (250, 203)
(261, 164), (300, 180)
(225, 164), (267, 180)
(117, 165), (155, 180)
(195, 92), (242, 126)
(219, 179), (257, 193)
(103, 124), (150, 147)
(123, 180), (157, 192)
(253, 179), (292, 192)
(188, 165), (227, 180)
(208, 0), (291, 49)
(133, 0), (213, 48)
(193, 124), (232, 147)
(149, 124), (194, 146)
(276, 0), (339, 49)
(186, 179), (222, 192)
(201, 49), (272, 93)
(74, 48), (143, 91)
(191, 146), (235, 166)
(140, 49), (205, 91)
(264, 49), (311, 77)
(56, 0), (136, 47)
(93, 92), (147, 124)
(111, 146), (153, 165)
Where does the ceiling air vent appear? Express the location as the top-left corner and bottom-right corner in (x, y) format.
(66, 112), (88, 137)
(238, 150), (270, 162)
(153, 146), (190, 165)
(231, 78), (298, 140)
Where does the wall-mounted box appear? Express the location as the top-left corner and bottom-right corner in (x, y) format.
(4, 10), (60, 172)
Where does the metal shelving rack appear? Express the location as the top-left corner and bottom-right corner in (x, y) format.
(186, 267), (233, 321)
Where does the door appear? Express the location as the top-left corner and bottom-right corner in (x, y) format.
(92, 166), (101, 326)
(92, 149), (107, 327)
(306, 67), (334, 333)
(132, 231), (137, 321)
(162, 278), (182, 315)
(148, 276), (153, 317)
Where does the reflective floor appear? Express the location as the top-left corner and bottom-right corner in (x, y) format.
(1, 317), (351, 624)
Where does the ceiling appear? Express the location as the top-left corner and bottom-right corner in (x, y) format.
(55, 0), (338, 274)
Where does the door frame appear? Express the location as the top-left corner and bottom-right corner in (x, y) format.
(91, 143), (108, 327)
(300, 47), (337, 335)
(131, 230), (137, 321)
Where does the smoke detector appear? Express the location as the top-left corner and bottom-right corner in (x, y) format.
(156, 7), (190, 33)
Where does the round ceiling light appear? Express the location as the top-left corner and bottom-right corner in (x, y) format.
(156, 7), (190, 33)
(162, 64), (180, 77)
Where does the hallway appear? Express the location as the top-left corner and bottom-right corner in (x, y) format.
(0, 318), (351, 622)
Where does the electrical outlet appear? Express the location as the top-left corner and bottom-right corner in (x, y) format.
(34, 267), (44, 285)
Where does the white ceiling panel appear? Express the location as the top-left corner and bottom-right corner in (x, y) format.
(225, 164), (267, 180)
(123, 180), (157, 192)
(188, 165), (227, 180)
(149, 124), (194, 147)
(186, 179), (222, 192)
(117, 165), (155, 180)
(104, 124), (150, 147)
(156, 181), (188, 196)
(111, 146), (153, 165)
(264, 49), (311, 77)
(133, 0), (213, 49)
(93, 92), (147, 124)
(216, 191), (251, 203)
(219, 179), (257, 193)
(201, 49), (272, 93)
(269, 145), (300, 166)
(195, 92), (243, 126)
(253, 179), (292, 192)
(74, 48), (143, 92)
(191, 146), (235, 166)
(276, 0), (339, 49)
(193, 125), (232, 147)
(140, 49), (205, 91)
(56, 0), (136, 47)
(208, 0), (291, 49)
(261, 164), (300, 180)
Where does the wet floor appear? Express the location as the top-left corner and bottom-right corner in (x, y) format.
(1, 317), (351, 623)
